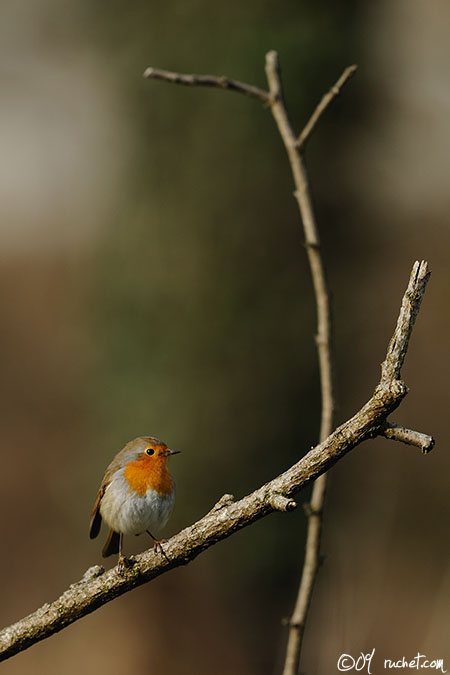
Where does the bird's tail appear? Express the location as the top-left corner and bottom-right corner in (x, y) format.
(102, 529), (120, 557)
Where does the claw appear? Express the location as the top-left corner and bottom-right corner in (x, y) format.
(153, 539), (169, 561)
(117, 554), (132, 574)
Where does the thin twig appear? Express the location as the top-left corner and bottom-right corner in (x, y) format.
(265, 50), (342, 675)
(381, 421), (435, 454)
(265, 51), (335, 441)
(296, 64), (358, 151)
(143, 66), (270, 103)
(0, 262), (431, 662)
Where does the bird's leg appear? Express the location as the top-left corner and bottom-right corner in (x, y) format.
(146, 530), (169, 560)
(117, 532), (132, 573)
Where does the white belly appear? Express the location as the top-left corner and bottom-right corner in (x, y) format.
(100, 469), (175, 535)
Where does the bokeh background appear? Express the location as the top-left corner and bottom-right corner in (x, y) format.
(1, 1), (449, 673)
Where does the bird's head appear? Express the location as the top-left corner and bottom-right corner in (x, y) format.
(125, 436), (180, 467)
(122, 436), (180, 495)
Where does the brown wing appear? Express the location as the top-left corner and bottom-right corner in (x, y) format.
(89, 445), (133, 540)
(89, 453), (125, 539)
(89, 484), (106, 539)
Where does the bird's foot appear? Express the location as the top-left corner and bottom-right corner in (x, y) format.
(117, 554), (133, 575)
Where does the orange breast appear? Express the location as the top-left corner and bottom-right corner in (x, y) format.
(123, 455), (173, 496)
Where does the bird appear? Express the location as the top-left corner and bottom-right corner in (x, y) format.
(89, 436), (180, 569)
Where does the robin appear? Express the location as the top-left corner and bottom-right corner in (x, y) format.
(89, 436), (180, 569)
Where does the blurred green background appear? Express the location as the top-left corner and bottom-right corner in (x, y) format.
(0, 1), (449, 673)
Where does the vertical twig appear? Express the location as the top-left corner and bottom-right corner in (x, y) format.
(265, 52), (356, 675)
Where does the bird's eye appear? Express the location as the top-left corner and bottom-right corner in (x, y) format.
(146, 448), (155, 456)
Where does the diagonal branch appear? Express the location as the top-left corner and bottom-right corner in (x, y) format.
(0, 262), (433, 663)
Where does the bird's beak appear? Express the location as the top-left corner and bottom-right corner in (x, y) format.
(167, 449), (181, 456)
